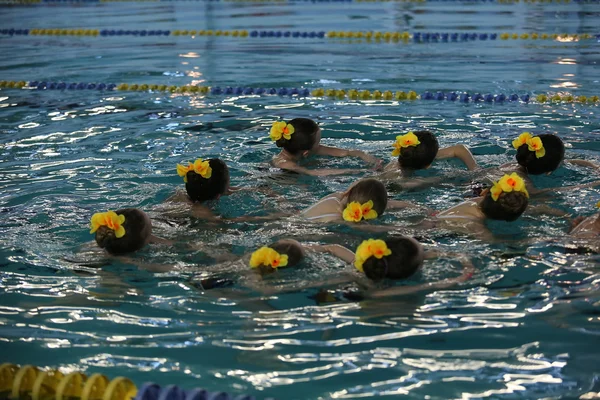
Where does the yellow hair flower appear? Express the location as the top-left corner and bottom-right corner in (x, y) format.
(512, 132), (533, 149)
(249, 247), (289, 269)
(269, 121), (295, 141)
(354, 239), (392, 272)
(192, 158), (212, 179)
(343, 200), (378, 222)
(391, 132), (420, 156)
(596, 201), (600, 208)
(489, 173), (529, 201)
(90, 211), (126, 238)
(176, 158), (212, 182)
(526, 136), (546, 159)
(176, 162), (194, 183)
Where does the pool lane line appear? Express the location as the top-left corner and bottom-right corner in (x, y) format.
(0, 363), (264, 400)
(0, 0), (596, 4)
(1, 28), (599, 42)
(1, 81), (599, 105)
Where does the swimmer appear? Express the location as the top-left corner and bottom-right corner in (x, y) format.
(301, 178), (421, 223)
(89, 208), (168, 255)
(191, 239), (349, 294)
(270, 118), (381, 176)
(568, 202), (600, 240)
(397, 173), (531, 241)
(294, 236), (474, 299)
(381, 130), (478, 177)
(163, 157), (282, 221)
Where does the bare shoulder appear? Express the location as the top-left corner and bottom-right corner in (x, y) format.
(165, 189), (191, 204)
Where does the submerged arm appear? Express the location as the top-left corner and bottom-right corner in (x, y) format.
(367, 255), (475, 299)
(436, 145), (478, 171)
(315, 145), (382, 166)
(274, 158), (362, 177)
(566, 159), (600, 170)
(309, 244), (356, 264)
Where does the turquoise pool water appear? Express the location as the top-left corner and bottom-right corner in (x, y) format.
(1, 2), (600, 399)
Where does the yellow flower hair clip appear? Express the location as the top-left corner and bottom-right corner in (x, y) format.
(489, 173), (530, 202)
(596, 201), (600, 208)
(354, 239), (392, 272)
(526, 136), (545, 159)
(249, 247), (288, 269)
(512, 132), (545, 158)
(90, 211), (126, 238)
(176, 158), (212, 182)
(392, 132), (421, 156)
(512, 132), (532, 149)
(343, 200), (378, 222)
(269, 121), (295, 141)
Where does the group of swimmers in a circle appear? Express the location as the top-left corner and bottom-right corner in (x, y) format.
(87, 118), (600, 299)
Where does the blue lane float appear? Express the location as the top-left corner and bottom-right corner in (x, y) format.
(0, 80), (598, 105)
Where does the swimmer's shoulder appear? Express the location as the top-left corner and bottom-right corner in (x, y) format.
(301, 192), (344, 222)
(437, 198), (485, 221)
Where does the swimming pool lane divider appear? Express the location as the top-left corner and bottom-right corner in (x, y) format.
(0, 0), (597, 4)
(0, 363), (261, 400)
(1, 80), (600, 105)
(1, 28), (599, 43)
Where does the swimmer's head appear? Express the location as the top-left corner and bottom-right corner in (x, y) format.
(90, 208), (152, 255)
(270, 118), (320, 156)
(249, 239), (305, 275)
(480, 173), (529, 221)
(343, 179), (388, 222)
(513, 133), (564, 175)
(354, 237), (424, 281)
(392, 131), (439, 170)
(177, 158), (230, 202)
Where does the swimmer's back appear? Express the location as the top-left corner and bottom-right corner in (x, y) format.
(301, 192), (344, 223)
(436, 199), (485, 223)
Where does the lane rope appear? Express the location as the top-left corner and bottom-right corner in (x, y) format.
(0, 363), (261, 400)
(0, 28), (598, 43)
(0, 0), (596, 4)
(1, 80), (599, 105)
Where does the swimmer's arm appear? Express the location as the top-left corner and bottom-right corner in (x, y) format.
(309, 244), (356, 264)
(315, 145), (382, 166)
(225, 212), (291, 222)
(526, 204), (570, 217)
(256, 272), (359, 296)
(227, 185), (281, 198)
(543, 180), (600, 194)
(387, 200), (432, 214)
(148, 235), (174, 245)
(566, 159), (600, 170)
(568, 216), (587, 234)
(367, 256), (474, 299)
(164, 190), (191, 204)
(274, 158), (361, 176)
(436, 145), (478, 171)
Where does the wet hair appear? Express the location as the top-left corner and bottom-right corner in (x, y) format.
(397, 130), (439, 170)
(362, 237), (423, 281)
(275, 118), (319, 155)
(346, 179), (388, 218)
(255, 240), (305, 275)
(185, 158), (229, 202)
(95, 208), (151, 255)
(480, 190), (528, 221)
(516, 134), (564, 175)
